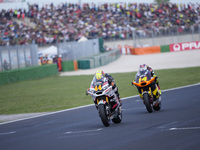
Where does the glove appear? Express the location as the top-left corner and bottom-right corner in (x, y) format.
(85, 88), (89, 95)
(108, 78), (112, 85)
(153, 75), (158, 81)
(112, 83), (116, 90)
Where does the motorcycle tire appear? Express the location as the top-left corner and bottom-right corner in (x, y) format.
(112, 106), (122, 124)
(99, 104), (110, 127)
(153, 102), (161, 111)
(143, 93), (153, 113)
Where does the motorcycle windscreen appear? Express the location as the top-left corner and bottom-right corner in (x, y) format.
(135, 70), (152, 83)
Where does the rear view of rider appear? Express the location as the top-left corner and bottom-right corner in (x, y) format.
(135, 64), (161, 101)
(89, 70), (121, 108)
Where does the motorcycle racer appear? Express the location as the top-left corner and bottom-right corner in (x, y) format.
(134, 64), (161, 102)
(89, 70), (121, 108)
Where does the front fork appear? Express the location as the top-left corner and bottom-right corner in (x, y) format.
(141, 87), (153, 104)
(96, 98), (111, 117)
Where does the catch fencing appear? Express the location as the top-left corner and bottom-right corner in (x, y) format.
(0, 44), (38, 71)
(132, 25), (200, 47)
(105, 25), (200, 49)
(0, 38), (100, 71)
(57, 38), (100, 61)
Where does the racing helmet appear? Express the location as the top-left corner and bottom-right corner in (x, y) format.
(138, 64), (148, 75)
(95, 70), (105, 80)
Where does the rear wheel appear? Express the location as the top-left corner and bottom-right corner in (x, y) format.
(153, 104), (161, 111)
(143, 93), (153, 113)
(153, 97), (161, 111)
(112, 106), (122, 124)
(99, 104), (110, 127)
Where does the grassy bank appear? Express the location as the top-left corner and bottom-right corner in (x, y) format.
(0, 66), (200, 114)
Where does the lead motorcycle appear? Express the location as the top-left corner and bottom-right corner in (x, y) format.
(86, 78), (122, 127)
(132, 70), (161, 113)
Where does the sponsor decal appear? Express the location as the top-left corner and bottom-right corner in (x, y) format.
(170, 41), (200, 52)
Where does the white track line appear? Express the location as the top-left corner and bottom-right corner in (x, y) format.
(65, 128), (102, 134)
(169, 127), (200, 131)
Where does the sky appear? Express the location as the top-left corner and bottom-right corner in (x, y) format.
(0, 0), (199, 10)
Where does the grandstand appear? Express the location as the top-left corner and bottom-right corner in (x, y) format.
(0, 1), (199, 46)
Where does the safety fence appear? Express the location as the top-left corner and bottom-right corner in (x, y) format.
(0, 37), (103, 71)
(57, 38), (100, 61)
(0, 44), (38, 71)
(77, 50), (121, 69)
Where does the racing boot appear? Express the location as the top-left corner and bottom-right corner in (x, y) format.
(155, 78), (161, 95)
(113, 85), (122, 106)
(157, 84), (161, 95)
(157, 85), (162, 104)
(153, 88), (160, 106)
(115, 91), (122, 106)
(155, 83), (162, 104)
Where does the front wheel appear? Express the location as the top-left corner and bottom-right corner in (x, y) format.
(99, 104), (110, 127)
(143, 93), (153, 113)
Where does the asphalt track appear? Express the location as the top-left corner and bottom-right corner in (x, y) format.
(0, 83), (200, 150)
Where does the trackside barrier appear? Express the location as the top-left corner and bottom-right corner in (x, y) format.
(77, 59), (94, 69)
(0, 64), (58, 85)
(131, 46), (161, 55)
(73, 60), (78, 71)
(169, 41), (200, 52)
(118, 45), (132, 54)
(62, 60), (78, 71)
(118, 45), (169, 55)
(160, 45), (170, 53)
(77, 50), (121, 69)
(118, 41), (199, 55)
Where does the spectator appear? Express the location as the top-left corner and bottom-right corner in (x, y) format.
(57, 55), (62, 72)
(53, 55), (58, 65)
(3, 59), (9, 70)
(0, 2), (199, 46)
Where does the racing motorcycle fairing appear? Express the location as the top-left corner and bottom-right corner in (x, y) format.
(86, 77), (122, 126)
(132, 77), (156, 88)
(132, 69), (161, 113)
(132, 69), (156, 87)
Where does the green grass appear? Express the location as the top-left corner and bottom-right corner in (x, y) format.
(0, 66), (200, 114)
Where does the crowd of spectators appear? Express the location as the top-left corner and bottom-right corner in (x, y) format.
(0, 2), (200, 46)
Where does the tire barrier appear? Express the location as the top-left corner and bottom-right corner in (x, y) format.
(77, 50), (121, 69)
(0, 64), (58, 85)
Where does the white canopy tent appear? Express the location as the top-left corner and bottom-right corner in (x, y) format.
(38, 46), (58, 58)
